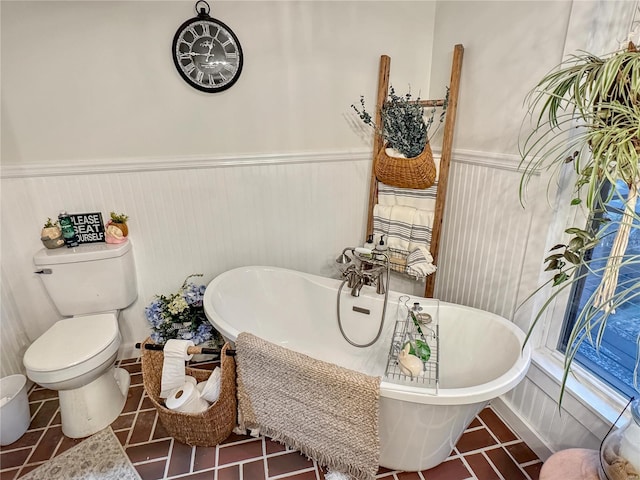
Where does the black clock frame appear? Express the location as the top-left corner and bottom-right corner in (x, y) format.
(171, 2), (243, 93)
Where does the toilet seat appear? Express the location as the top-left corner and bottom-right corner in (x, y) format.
(24, 313), (120, 385)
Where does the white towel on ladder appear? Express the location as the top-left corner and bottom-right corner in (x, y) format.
(377, 181), (438, 211)
(387, 205), (415, 251)
(409, 209), (434, 251)
(406, 246), (437, 278)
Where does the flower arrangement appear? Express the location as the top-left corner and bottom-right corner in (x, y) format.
(351, 86), (448, 158)
(145, 274), (221, 346)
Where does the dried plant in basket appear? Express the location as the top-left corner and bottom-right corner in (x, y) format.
(352, 86), (448, 189)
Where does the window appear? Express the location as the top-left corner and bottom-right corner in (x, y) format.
(559, 181), (640, 399)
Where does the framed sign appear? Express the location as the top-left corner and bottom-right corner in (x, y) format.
(69, 212), (106, 244)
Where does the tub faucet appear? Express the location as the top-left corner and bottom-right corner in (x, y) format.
(351, 276), (365, 297)
(336, 246), (391, 348)
(350, 266), (386, 297)
(336, 247), (389, 297)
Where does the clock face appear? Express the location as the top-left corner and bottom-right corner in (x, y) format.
(172, 16), (243, 93)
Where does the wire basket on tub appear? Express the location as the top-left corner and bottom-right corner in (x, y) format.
(140, 337), (236, 446)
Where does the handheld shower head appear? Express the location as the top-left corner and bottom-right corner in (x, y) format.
(335, 249), (353, 273)
(335, 250), (352, 265)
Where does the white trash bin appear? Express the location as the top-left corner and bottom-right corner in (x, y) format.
(0, 374), (30, 446)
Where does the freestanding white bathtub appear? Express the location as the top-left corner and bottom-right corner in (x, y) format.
(203, 266), (531, 471)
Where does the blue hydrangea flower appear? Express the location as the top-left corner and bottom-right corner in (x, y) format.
(183, 283), (205, 307)
(144, 300), (165, 328)
(146, 276), (220, 346)
(150, 331), (165, 344)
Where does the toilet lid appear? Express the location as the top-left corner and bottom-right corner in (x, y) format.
(24, 313), (119, 372)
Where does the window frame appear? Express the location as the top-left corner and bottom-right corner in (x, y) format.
(556, 181), (639, 399)
(532, 177), (634, 424)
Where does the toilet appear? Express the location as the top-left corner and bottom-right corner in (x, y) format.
(23, 240), (137, 438)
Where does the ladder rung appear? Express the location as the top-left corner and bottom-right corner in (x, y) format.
(417, 99), (446, 107)
(384, 99), (446, 108)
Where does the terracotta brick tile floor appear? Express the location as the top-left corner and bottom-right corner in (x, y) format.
(0, 357), (542, 480)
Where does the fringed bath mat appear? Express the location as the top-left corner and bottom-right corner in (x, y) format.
(20, 427), (141, 480)
(235, 332), (381, 480)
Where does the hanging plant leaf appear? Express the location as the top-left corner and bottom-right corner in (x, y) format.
(563, 251), (581, 265)
(553, 272), (569, 286)
(568, 237), (585, 251)
(545, 253), (564, 262)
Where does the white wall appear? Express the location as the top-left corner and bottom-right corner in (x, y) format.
(1, 1), (436, 164)
(429, 0), (572, 155)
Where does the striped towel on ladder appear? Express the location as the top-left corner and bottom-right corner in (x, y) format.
(372, 182), (438, 278)
(377, 181), (438, 211)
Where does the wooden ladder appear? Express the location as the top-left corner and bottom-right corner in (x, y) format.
(364, 44), (464, 298)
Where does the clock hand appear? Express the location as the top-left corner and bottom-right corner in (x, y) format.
(205, 40), (215, 62)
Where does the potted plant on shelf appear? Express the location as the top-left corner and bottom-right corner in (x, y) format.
(352, 86), (448, 189)
(40, 218), (64, 249)
(109, 212), (129, 237)
(105, 211), (129, 244)
(519, 42), (640, 404)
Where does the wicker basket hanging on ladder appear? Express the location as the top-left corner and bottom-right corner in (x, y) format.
(375, 143), (436, 189)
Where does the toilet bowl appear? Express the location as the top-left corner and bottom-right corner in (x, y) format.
(23, 312), (131, 438)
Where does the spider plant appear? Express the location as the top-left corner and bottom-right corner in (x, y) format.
(519, 42), (640, 404)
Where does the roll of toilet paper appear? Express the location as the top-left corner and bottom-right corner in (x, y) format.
(165, 375), (198, 401)
(160, 339), (195, 398)
(196, 367), (221, 404)
(165, 381), (208, 414)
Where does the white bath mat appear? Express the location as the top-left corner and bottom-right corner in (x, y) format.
(20, 427), (140, 480)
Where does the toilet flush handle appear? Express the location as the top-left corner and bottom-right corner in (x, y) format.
(34, 269), (52, 274)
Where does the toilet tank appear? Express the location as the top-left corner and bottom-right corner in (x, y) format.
(33, 241), (137, 316)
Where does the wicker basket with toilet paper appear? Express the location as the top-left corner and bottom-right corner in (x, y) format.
(140, 337), (237, 446)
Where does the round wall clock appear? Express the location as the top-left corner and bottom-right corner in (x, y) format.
(172, 1), (243, 93)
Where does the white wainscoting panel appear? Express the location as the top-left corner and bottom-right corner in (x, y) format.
(501, 370), (602, 454)
(2, 147), (600, 455)
(1, 266), (31, 377)
(0, 148), (541, 364)
(434, 155), (538, 320)
(1, 151), (375, 359)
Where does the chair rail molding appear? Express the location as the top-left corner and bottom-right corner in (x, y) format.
(1, 148), (526, 179)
